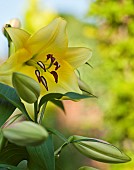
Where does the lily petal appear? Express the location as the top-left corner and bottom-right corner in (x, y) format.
(26, 17), (68, 54)
(44, 60), (81, 94)
(5, 28), (30, 50)
(19, 60), (81, 94)
(62, 47), (92, 69)
(0, 48), (32, 85)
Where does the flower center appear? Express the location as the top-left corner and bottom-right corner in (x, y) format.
(27, 54), (60, 91)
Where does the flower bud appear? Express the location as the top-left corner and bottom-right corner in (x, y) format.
(0, 129), (6, 151)
(2, 114), (26, 128)
(78, 79), (92, 96)
(70, 135), (131, 163)
(78, 166), (98, 170)
(2, 18), (21, 37)
(12, 72), (40, 103)
(6, 18), (21, 28)
(2, 121), (48, 146)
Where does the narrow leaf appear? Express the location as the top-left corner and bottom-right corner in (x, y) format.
(0, 97), (15, 127)
(0, 164), (23, 170)
(27, 135), (55, 170)
(39, 92), (95, 108)
(47, 127), (67, 142)
(0, 143), (28, 165)
(50, 100), (65, 112)
(0, 83), (32, 121)
(65, 92), (94, 100)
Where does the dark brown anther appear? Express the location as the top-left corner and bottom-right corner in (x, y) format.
(54, 61), (60, 70)
(47, 54), (52, 60)
(50, 71), (58, 83)
(47, 54), (55, 63)
(37, 61), (46, 72)
(35, 70), (41, 83)
(41, 76), (48, 91)
(50, 56), (55, 63)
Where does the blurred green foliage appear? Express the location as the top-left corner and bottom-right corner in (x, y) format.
(24, 0), (58, 33)
(88, 0), (134, 143)
(87, 0), (134, 169)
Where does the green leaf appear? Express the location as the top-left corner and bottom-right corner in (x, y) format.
(39, 92), (94, 108)
(65, 92), (94, 100)
(0, 143), (28, 166)
(47, 127), (67, 142)
(0, 83), (32, 121)
(50, 100), (65, 112)
(0, 97), (15, 127)
(0, 129), (6, 151)
(27, 135), (55, 170)
(39, 93), (62, 108)
(0, 164), (23, 170)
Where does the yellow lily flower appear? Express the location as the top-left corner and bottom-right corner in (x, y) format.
(0, 18), (92, 94)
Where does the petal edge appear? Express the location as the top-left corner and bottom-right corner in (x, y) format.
(63, 47), (92, 69)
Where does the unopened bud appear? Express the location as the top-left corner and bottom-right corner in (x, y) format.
(70, 135), (131, 163)
(78, 79), (92, 95)
(2, 18), (21, 37)
(2, 121), (48, 146)
(3, 18), (21, 30)
(2, 114), (26, 128)
(7, 18), (21, 28)
(12, 72), (40, 103)
(78, 166), (98, 170)
(0, 129), (6, 151)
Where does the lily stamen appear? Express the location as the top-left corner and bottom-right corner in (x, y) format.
(35, 70), (41, 83)
(37, 61), (46, 72)
(47, 54), (53, 60)
(40, 76), (48, 91)
(50, 71), (58, 83)
(50, 56), (55, 63)
(54, 61), (60, 70)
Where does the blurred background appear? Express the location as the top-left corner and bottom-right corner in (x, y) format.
(0, 0), (134, 169)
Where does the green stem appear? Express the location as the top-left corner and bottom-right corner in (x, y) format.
(39, 102), (47, 124)
(34, 100), (39, 123)
(54, 142), (68, 157)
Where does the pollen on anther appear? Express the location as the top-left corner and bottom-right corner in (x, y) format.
(54, 61), (60, 70)
(37, 61), (46, 72)
(50, 56), (55, 63)
(47, 54), (52, 60)
(41, 76), (48, 91)
(35, 70), (41, 83)
(50, 71), (58, 83)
